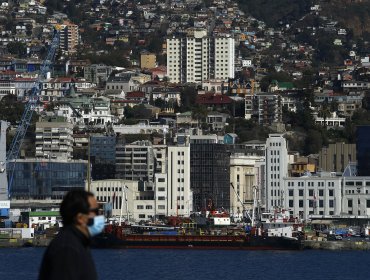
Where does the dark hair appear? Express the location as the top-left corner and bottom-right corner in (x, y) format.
(60, 189), (94, 226)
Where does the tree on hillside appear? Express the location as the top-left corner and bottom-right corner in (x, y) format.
(180, 86), (197, 112)
(0, 95), (26, 124)
(7, 42), (27, 57)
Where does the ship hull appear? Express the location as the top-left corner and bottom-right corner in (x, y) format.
(92, 234), (303, 250)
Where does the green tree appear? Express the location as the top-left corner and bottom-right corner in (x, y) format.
(191, 106), (208, 128)
(180, 86), (197, 112)
(304, 129), (323, 155)
(7, 42), (27, 57)
(0, 95), (26, 124)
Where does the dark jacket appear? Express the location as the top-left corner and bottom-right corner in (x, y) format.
(39, 225), (98, 280)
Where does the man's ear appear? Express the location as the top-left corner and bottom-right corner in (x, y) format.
(75, 213), (86, 226)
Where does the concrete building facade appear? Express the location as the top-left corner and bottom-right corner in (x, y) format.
(265, 134), (289, 211)
(167, 145), (192, 217)
(167, 30), (235, 83)
(140, 52), (156, 69)
(229, 153), (264, 217)
(115, 140), (155, 186)
(35, 117), (74, 159)
(245, 93), (282, 125)
(342, 177), (370, 216)
(282, 175), (342, 220)
(318, 142), (356, 173)
(59, 22), (79, 53)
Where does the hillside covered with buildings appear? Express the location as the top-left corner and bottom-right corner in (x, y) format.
(0, 0), (369, 223)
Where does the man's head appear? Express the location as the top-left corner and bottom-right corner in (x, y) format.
(60, 190), (101, 236)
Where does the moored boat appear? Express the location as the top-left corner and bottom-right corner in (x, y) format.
(92, 223), (304, 250)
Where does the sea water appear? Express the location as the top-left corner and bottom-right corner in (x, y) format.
(0, 247), (368, 280)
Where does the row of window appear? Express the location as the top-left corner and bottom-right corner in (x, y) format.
(96, 187), (122, 192)
(286, 199), (335, 208)
(346, 181), (370, 186)
(288, 181), (335, 187)
(346, 189), (370, 194)
(137, 205), (153, 210)
(269, 142), (282, 147)
(270, 166), (280, 172)
(288, 189), (335, 197)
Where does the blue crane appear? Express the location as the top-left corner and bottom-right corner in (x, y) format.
(6, 28), (60, 198)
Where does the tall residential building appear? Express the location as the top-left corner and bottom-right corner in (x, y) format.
(167, 30), (235, 83)
(245, 93), (282, 125)
(265, 134), (289, 211)
(35, 117), (74, 160)
(190, 143), (230, 211)
(115, 140), (155, 187)
(357, 126), (370, 176)
(59, 22), (79, 53)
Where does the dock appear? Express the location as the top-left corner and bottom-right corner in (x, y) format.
(304, 240), (370, 250)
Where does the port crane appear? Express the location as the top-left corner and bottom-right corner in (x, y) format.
(5, 28), (60, 199)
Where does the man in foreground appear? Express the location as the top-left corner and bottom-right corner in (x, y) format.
(39, 190), (105, 280)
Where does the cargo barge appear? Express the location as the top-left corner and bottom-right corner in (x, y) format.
(92, 225), (304, 250)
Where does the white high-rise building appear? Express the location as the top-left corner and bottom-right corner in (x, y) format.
(265, 134), (289, 211)
(167, 30), (235, 84)
(167, 145), (192, 216)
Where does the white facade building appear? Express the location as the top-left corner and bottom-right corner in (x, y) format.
(167, 30), (235, 84)
(342, 177), (370, 216)
(91, 179), (156, 222)
(283, 175), (342, 220)
(167, 145), (192, 217)
(230, 154), (265, 218)
(265, 134), (289, 211)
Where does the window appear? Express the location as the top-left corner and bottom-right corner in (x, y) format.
(367, 200), (370, 208)
(319, 200), (324, 207)
(158, 178), (165, 182)
(348, 199), (353, 208)
(329, 200), (334, 208)
(299, 190), (304, 197)
(299, 200), (303, 207)
(329, 190), (334, 196)
(158, 196), (165, 200)
(289, 200), (293, 207)
(137, 205), (144, 209)
(158, 187), (165, 192)
(139, 214), (145, 219)
(309, 189), (314, 196)
(158, 205), (165, 210)
(289, 190), (294, 197)
(146, 205), (152, 209)
(319, 190), (324, 196)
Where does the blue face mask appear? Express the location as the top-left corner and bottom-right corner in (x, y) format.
(87, 215), (105, 237)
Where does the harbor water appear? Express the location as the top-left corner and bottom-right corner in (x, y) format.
(0, 247), (369, 280)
